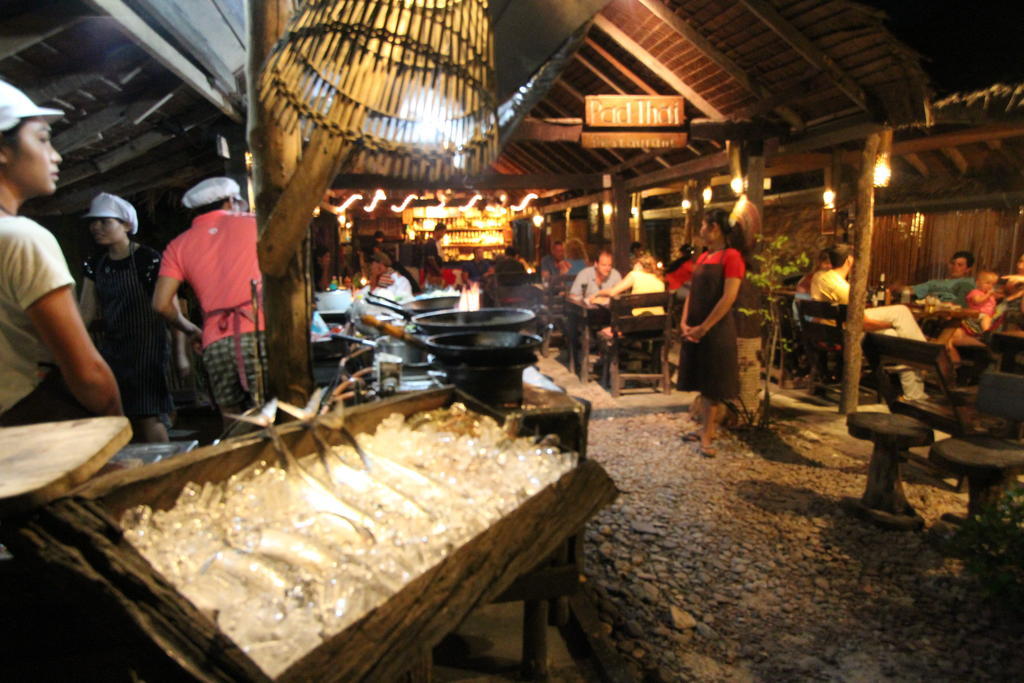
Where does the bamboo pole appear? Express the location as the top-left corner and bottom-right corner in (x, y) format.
(840, 132), (881, 414)
(248, 0), (311, 406)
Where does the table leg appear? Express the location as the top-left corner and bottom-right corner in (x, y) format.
(579, 323), (590, 383)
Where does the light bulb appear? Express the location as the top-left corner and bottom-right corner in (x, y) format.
(680, 199), (691, 212)
(532, 214), (544, 227)
(822, 189), (836, 209)
(702, 186), (713, 204)
(730, 176), (744, 195)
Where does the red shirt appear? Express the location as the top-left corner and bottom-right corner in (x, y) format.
(159, 210), (264, 348)
(696, 248), (746, 280)
(666, 259), (695, 290)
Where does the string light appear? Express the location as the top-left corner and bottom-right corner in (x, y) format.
(822, 189), (836, 209)
(339, 194), (362, 211)
(461, 193), (483, 211)
(702, 186), (713, 204)
(729, 175), (745, 195)
(390, 193), (418, 212)
(873, 157), (891, 187)
(511, 192), (538, 212)
(363, 189), (386, 212)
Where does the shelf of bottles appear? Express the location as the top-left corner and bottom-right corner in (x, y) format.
(404, 206), (511, 262)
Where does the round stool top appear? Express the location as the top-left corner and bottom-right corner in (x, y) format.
(930, 436), (1024, 476)
(847, 412), (934, 448)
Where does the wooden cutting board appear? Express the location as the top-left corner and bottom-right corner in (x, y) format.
(0, 416), (131, 517)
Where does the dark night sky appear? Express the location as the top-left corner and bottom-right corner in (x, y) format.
(859, 0), (1024, 94)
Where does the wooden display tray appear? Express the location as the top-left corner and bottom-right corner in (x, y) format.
(1, 388), (617, 682)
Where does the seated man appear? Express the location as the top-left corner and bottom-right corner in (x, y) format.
(540, 240), (570, 285)
(569, 249), (622, 303)
(910, 250), (975, 305)
(811, 244), (928, 400)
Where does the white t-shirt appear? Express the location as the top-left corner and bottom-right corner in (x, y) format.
(0, 216), (74, 413)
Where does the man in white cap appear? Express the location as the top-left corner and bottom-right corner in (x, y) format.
(0, 80), (122, 424)
(152, 176), (264, 423)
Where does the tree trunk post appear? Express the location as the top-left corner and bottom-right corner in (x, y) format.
(840, 132), (881, 414)
(247, 1), (312, 406)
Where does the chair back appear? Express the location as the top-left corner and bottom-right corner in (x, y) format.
(796, 299), (846, 348)
(977, 371), (1024, 422)
(608, 292), (672, 336)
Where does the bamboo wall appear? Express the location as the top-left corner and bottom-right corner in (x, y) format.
(761, 205), (1024, 286)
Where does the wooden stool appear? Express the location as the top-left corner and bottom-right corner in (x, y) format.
(846, 412), (934, 530)
(929, 436), (1024, 520)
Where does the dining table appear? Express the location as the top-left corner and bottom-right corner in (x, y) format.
(905, 302), (979, 343)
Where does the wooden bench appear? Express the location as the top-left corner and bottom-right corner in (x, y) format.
(990, 331), (1024, 374)
(929, 371), (1024, 521)
(863, 332), (976, 436)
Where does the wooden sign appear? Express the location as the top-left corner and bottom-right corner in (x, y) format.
(581, 131), (688, 149)
(585, 95), (685, 128)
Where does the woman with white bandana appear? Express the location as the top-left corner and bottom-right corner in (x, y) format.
(80, 193), (176, 441)
(0, 80), (121, 424)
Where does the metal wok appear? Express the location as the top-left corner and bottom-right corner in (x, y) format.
(360, 315), (540, 365)
(364, 293), (460, 318)
(410, 308), (536, 335)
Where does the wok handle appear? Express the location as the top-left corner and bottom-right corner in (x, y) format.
(364, 294), (411, 318)
(360, 315), (431, 351)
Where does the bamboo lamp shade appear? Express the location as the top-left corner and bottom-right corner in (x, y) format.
(260, 0), (499, 181)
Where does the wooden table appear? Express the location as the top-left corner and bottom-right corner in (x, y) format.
(906, 303), (979, 343)
(565, 298), (610, 382)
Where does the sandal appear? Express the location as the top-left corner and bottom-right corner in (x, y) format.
(698, 445), (717, 458)
(681, 431), (701, 442)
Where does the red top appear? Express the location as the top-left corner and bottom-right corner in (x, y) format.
(696, 248), (746, 280)
(666, 259), (695, 290)
(159, 210), (264, 348)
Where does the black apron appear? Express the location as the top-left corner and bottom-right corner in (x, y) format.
(677, 259), (739, 401)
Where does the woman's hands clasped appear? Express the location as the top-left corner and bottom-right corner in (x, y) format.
(681, 322), (706, 343)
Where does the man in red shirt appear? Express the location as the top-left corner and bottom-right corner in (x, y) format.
(152, 177), (265, 421)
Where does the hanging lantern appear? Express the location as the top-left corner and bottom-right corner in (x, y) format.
(702, 185), (713, 204)
(260, 0), (499, 181)
(873, 128), (893, 188)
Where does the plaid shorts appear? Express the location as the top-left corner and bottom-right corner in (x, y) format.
(203, 332), (266, 409)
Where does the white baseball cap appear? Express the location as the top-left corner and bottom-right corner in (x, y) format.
(84, 192), (139, 235)
(182, 176), (243, 209)
(0, 80), (63, 132)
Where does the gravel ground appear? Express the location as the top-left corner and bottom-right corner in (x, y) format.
(582, 409), (1023, 682)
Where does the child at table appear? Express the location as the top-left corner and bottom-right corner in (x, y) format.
(947, 270), (1000, 363)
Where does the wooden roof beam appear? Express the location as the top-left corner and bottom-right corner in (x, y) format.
(52, 89), (182, 155)
(592, 14), (725, 120)
(635, 0), (803, 130)
(737, 0), (870, 114)
(940, 147), (969, 175)
(83, 0), (242, 122)
(902, 152), (930, 177)
(0, 6), (89, 60)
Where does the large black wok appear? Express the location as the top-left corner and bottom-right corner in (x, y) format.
(360, 315), (540, 365)
(411, 308), (536, 335)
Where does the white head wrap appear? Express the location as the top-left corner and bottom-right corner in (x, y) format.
(182, 177), (243, 209)
(84, 192), (139, 235)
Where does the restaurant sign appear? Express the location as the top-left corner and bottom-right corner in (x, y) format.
(582, 95), (687, 149)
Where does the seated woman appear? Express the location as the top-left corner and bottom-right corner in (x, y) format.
(565, 238), (588, 276)
(591, 253), (665, 336)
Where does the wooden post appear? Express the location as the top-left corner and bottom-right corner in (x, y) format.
(611, 176), (631, 274)
(247, 1), (308, 406)
(840, 132), (881, 414)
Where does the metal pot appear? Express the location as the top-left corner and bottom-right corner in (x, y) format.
(333, 333), (427, 366)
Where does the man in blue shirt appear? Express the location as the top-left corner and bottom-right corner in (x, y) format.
(912, 250), (975, 306)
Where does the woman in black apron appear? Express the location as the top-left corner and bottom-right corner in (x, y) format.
(677, 209), (748, 457)
(79, 193), (172, 442)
